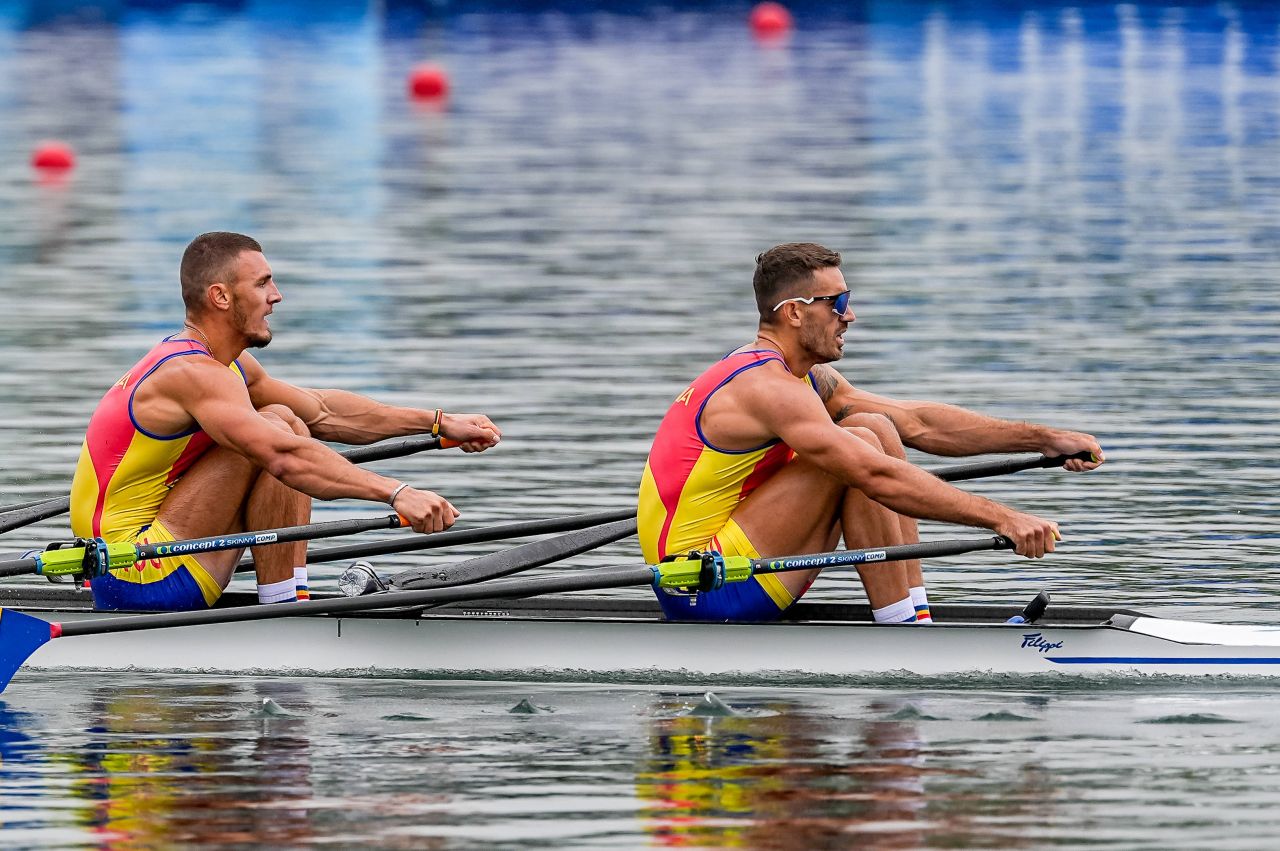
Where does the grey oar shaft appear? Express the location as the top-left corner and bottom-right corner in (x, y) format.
(260, 508), (636, 570)
(58, 564), (659, 637)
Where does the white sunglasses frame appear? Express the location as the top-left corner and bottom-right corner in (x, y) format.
(771, 292), (852, 314)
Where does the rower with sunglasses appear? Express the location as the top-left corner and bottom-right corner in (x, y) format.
(637, 242), (1104, 624)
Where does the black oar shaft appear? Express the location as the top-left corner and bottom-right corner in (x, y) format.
(132, 514), (407, 561)
(337, 434), (446, 464)
(747, 536), (1012, 576)
(0, 498), (62, 514)
(0, 498), (71, 535)
(928, 451), (1093, 483)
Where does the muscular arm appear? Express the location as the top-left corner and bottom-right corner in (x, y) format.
(744, 370), (1011, 526)
(240, 353), (500, 450)
(127, 354), (465, 533)
(812, 364), (1103, 469)
(717, 365), (1060, 555)
(156, 357), (401, 503)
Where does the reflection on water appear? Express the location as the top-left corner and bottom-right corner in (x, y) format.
(11, 682), (319, 846)
(14, 677), (1280, 847)
(639, 695), (1054, 849)
(1, 0), (1280, 846)
(640, 697), (935, 848)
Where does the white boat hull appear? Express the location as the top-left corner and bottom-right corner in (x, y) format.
(13, 588), (1280, 682)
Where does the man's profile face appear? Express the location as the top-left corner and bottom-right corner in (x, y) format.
(796, 266), (855, 364)
(225, 250), (280, 349)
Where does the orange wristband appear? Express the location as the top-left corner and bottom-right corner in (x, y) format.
(431, 408), (443, 437)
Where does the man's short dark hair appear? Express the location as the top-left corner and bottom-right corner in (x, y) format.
(753, 243), (842, 321)
(180, 232), (263, 312)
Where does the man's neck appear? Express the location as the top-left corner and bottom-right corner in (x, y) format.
(182, 319), (242, 366)
(752, 330), (816, 378)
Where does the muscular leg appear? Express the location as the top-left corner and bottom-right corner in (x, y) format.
(241, 406), (311, 587)
(730, 422), (915, 609)
(837, 413), (924, 588)
(155, 405), (312, 589)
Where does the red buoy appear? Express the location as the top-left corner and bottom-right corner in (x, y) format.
(408, 64), (450, 101)
(749, 2), (793, 40)
(31, 141), (75, 171)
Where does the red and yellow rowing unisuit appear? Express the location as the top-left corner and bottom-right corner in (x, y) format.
(637, 349), (816, 621)
(69, 335), (244, 610)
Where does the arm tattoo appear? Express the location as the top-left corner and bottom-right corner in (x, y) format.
(812, 365), (839, 402)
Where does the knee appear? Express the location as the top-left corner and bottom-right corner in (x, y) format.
(844, 425), (885, 453)
(839, 412), (904, 457)
(258, 404), (310, 438)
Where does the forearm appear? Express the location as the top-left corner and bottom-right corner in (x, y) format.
(259, 438), (402, 503)
(302, 388), (434, 444)
(825, 447), (1012, 528)
(891, 401), (1051, 457)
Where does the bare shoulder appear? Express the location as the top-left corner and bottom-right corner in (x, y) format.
(149, 352), (251, 401)
(127, 351), (251, 436)
(729, 358), (829, 410)
(701, 356), (823, 449)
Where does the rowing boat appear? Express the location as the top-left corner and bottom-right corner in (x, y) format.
(3, 452), (1261, 686)
(7, 583), (1280, 681)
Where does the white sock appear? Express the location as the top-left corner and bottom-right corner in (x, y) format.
(293, 567), (310, 601)
(257, 576), (297, 604)
(872, 596), (918, 624)
(909, 586), (933, 623)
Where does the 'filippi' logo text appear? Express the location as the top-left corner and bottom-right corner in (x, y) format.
(1020, 633), (1064, 654)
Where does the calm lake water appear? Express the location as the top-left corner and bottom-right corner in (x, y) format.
(1, 0), (1279, 846)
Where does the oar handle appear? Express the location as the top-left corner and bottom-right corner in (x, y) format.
(340, 435), (458, 464)
(929, 451), (1095, 483)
